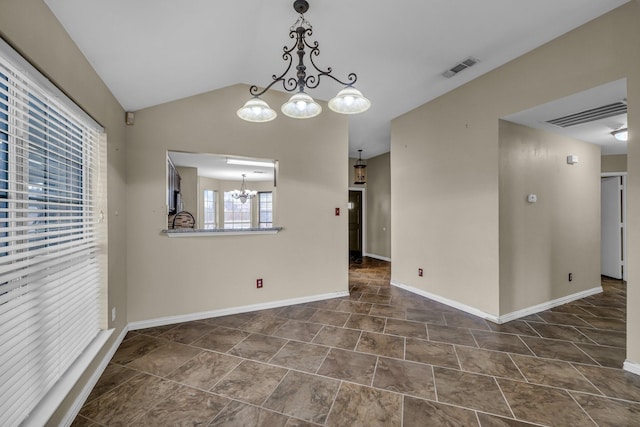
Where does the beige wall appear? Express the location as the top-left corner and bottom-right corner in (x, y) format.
(392, 1), (640, 365)
(499, 121), (601, 314)
(0, 0), (128, 423)
(366, 152), (391, 259)
(125, 84), (349, 322)
(392, 82), (501, 315)
(602, 154), (627, 173)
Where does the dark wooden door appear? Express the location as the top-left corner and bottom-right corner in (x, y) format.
(349, 190), (363, 261)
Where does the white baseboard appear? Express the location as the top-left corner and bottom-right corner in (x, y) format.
(390, 281), (603, 324)
(497, 286), (602, 324)
(624, 360), (640, 376)
(60, 326), (129, 427)
(128, 290), (350, 331)
(390, 280), (500, 323)
(364, 253), (391, 262)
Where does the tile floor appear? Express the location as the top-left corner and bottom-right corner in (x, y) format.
(72, 258), (640, 426)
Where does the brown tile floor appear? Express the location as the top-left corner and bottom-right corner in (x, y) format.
(73, 258), (640, 426)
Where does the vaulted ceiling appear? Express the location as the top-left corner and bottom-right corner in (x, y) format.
(44, 0), (629, 158)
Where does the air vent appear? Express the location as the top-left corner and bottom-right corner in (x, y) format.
(546, 102), (627, 127)
(442, 57), (479, 78)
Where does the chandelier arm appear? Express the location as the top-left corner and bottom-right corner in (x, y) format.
(249, 40), (300, 97)
(303, 37), (357, 88)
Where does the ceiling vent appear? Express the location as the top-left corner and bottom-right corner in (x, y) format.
(442, 57), (479, 78)
(545, 102), (627, 127)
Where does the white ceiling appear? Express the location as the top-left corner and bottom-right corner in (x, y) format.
(504, 79), (628, 155)
(168, 151), (275, 182)
(44, 0), (630, 158)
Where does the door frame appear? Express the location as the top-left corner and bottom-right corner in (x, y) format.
(601, 172), (627, 280)
(349, 187), (366, 259)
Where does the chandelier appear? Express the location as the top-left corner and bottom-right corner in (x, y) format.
(231, 174), (257, 204)
(237, 0), (370, 122)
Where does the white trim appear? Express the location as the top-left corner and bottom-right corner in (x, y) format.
(623, 360), (640, 376)
(390, 281), (500, 323)
(163, 227), (282, 237)
(601, 172), (627, 177)
(22, 329), (117, 427)
(600, 172), (627, 280)
(128, 290), (350, 331)
(349, 187), (366, 257)
(391, 280), (602, 324)
(496, 286), (602, 323)
(59, 326), (129, 427)
(364, 253), (391, 262)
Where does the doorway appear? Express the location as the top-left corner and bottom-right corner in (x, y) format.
(601, 173), (626, 280)
(348, 189), (364, 263)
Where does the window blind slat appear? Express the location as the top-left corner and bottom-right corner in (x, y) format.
(0, 41), (105, 427)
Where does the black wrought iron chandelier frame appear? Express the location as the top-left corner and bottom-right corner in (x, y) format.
(249, 0), (357, 98)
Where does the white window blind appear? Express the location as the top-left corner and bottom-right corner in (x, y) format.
(0, 41), (105, 427)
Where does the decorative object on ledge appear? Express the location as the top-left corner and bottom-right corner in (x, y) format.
(162, 227), (283, 237)
(611, 127), (628, 142)
(354, 149), (367, 184)
(172, 211), (195, 229)
(237, 0), (370, 122)
(230, 174), (257, 204)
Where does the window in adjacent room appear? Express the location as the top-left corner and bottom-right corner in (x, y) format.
(258, 191), (273, 228)
(203, 189), (216, 229)
(223, 191), (251, 229)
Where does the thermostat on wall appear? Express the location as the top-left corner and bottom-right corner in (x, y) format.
(567, 155), (579, 165)
(527, 194), (537, 203)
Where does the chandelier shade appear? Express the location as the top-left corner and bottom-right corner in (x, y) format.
(328, 87), (371, 114)
(237, 97), (277, 122)
(238, 0), (369, 122)
(281, 92), (322, 119)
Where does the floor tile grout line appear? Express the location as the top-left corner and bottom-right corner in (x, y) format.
(256, 367), (292, 409)
(567, 389), (600, 427)
(506, 353), (528, 382)
(370, 356), (380, 388)
(567, 362), (607, 398)
(493, 376), (517, 419)
(431, 364), (439, 403)
(323, 381), (345, 426)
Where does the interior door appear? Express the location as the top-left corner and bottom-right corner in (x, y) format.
(349, 190), (363, 261)
(601, 176), (624, 279)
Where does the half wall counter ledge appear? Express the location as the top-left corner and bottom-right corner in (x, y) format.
(162, 227), (283, 237)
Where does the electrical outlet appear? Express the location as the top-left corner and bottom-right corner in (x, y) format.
(568, 273), (573, 282)
(418, 268), (423, 277)
(257, 278), (263, 289)
(111, 307), (116, 322)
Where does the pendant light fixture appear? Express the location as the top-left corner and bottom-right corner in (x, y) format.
(354, 149), (367, 184)
(611, 128), (628, 142)
(230, 174), (257, 204)
(237, 0), (370, 122)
